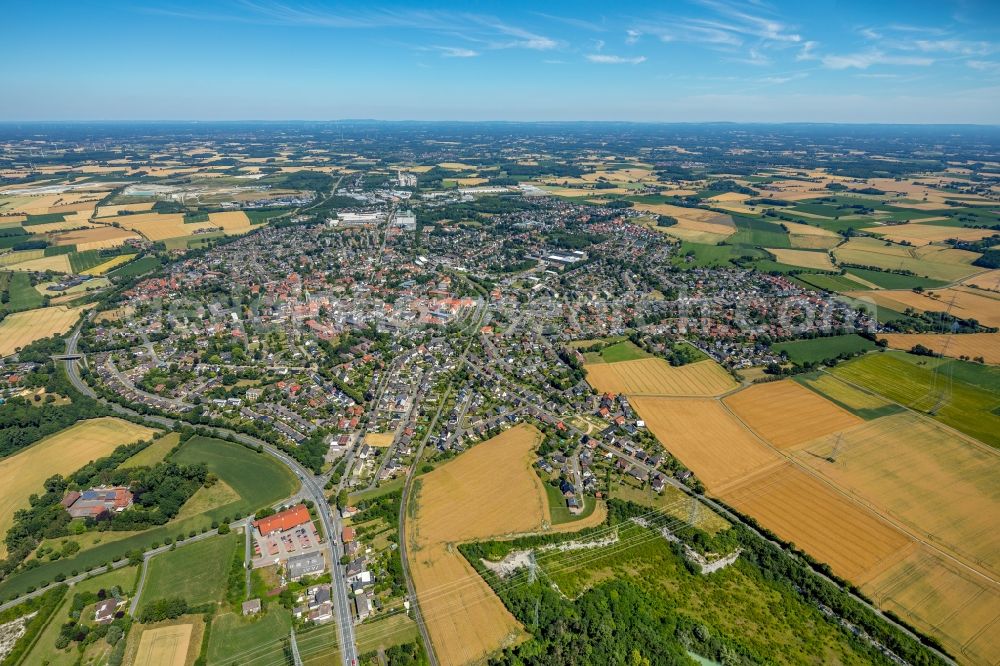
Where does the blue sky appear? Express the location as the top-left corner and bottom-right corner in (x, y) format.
(3, 0), (999, 123)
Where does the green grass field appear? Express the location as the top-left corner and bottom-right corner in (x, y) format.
(672, 242), (767, 268)
(172, 436), (299, 513)
(729, 216), (791, 248)
(107, 255), (162, 279)
(2, 271), (43, 311)
(121, 432), (181, 468)
(837, 267), (948, 290)
(832, 351), (1000, 447)
(772, 334), (877, 364)
(142, 533), (238, 607)
(600, 340), (650, 362)
(207, 607), (292, 665)
(794, 273), (869, 293)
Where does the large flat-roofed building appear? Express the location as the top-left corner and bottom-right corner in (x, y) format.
(255, 504), (311, 537)
(394, 210), (416, 231)
(287, 551), (326, 581)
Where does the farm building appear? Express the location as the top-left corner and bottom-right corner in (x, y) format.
(62, 487), (133, 518)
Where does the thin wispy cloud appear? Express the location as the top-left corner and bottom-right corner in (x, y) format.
(820, 50), (934, 70)
(587, 54), (647, 65)
(433, 46), (479, 58)
(145, 2), (560, 51)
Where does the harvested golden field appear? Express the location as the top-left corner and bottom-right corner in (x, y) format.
(87, 254), (137, 275)
(207, 210), (252, 234)
(437, 162), (477, 170)
(754, 179), (831, 201)
(0, 417), (160, 557)
(95, 305), (135, 322)
(863, 546), (1000, 666)
(584, 358), (737, 396)
(833, 237), (980, 282)
(7, 254), (72, 273)
(109, 212), (217, 241)
(0, 304), (90, 356)
(719, 463), (913, 582)
(963, 269), (1000, 292)
(766, 248), (836, 270)
(454, 177), (488, 186)
(133, 622), (195, 666)
(633, 203), (735, 243)
(23, 218), (96, 233)
(783, 220), (840, 237)
(580, 168), (658, 183)
(52, 225), (140, 250)
(782, 221), (842, 249)
(407, 424), (548, 665)
(0, 249), (44, 266)
(705, 191), (750, 203)
(723, 380), (861, 450)
(844, 287), (1000, 328)
(796, 412), (1000, 575)
(862, 223), (998, 247)
(879, 333), (1000, 364)
(364, 432), (394, 447)
(629, 397), (782, 490)
(96, 202), (155, 217)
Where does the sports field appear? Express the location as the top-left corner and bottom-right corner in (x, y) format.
(629, 397), (782, 490)
(723, 380), (861, 449)
(0, 417), (159, 557)
(406, 424), (547, 665)
(134, 623), (194, 666)
(584, 358), (737, 396)
(879, 332), (1000, 365)
(794, 412), (1000, 576)
(0, 304), (90, 356)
